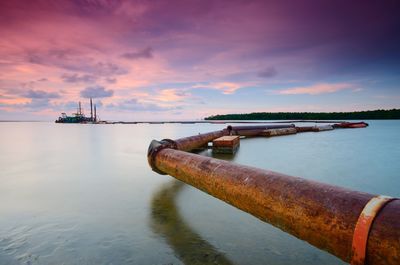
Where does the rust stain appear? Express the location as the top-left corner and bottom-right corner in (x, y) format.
(262, 128), (297, 137)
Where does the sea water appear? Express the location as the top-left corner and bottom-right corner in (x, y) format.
(0, 121), (399, 265)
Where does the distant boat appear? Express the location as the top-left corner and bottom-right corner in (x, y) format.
(333, 122), (369, 128)
(55, 98), (98, 123)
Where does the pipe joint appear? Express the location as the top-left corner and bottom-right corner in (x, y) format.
(226, 125), (233, 134)
(147, 139), (177, 174)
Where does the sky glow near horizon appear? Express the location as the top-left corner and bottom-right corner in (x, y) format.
(0, 0), (399, 121)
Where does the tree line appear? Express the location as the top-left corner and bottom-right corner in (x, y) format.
(205, 109), (400, 120)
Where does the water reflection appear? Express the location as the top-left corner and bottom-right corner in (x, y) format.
(151, 181), (235, 265)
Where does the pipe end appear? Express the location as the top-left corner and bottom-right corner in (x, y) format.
(147, 139), (177, 175)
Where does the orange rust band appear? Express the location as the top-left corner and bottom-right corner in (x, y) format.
(351, 195), (396, 265)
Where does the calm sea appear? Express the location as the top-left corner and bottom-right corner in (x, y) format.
(0, 121), (399, 265)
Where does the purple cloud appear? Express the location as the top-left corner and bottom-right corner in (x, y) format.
(93, 62), (128, 76)
(258, 67), (277, 78)
(121, 47), (153, 60)
(61, 73), (97, 83)
(24, 99), (51, 110)
(80, 85), (114, 98)
(26, 50), (128, 77)
(23, 89), (60, 99)
(2, 99), (53, 111)
(108, 99), (179, 112)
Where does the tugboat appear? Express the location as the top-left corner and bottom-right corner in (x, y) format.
(55, 98), (98, 123)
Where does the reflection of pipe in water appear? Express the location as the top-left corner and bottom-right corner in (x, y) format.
(150, 181), (235, 265)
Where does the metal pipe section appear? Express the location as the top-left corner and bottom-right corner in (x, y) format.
(173, 129), (229, 151)
(229, 124), (295, 131)
(228, 124), (296, 137)
(148, 147), (400, 265)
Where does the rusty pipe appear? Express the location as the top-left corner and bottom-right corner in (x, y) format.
(148, 129), (229, 173)
(172, 129), (229, 152)
(229, 124), (295, 131)
(230, 129), (265, 137)
(227, 124), (295, 137)
(296, 126), (316, 133)
(148, 147), (400, 265)
(229, 124), (294, 136)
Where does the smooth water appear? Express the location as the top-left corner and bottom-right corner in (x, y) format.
(0, 121), (399, 265)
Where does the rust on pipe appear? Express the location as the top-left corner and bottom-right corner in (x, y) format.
(229, 124), (295, 136)
(147, 129), (229, 173)
(229, 124), (295, 131)
(262, 127), (297, 137)
(296, 126), (316, 133)
(230, 129), (265, 137)
(148, 147), (400, 265)
(173, 129), (229, 152)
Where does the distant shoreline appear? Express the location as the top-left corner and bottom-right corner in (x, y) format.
(205, 109), (400, 120)
(1, 108), (400, 123)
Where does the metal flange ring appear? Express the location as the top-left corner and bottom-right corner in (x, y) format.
(351, 195), (397, 265)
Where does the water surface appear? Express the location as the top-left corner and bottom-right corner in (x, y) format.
(0, 121), (399, 264)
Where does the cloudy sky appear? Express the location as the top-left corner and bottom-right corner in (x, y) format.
(1, 0), (399, 121)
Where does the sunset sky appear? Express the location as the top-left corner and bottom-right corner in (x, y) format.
(1, 0), (399, 121)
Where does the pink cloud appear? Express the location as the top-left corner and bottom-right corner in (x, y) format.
(155, 89), (191, 102)
(192, 82), (243, 94)
(278, 83), (355, 95)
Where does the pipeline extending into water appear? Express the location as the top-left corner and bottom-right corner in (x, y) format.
(147, 123), (398, 265)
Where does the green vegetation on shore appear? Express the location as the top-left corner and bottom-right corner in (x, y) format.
(205, 109), (400, 120)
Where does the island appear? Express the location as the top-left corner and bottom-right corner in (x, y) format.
(204, 109), (400, 120)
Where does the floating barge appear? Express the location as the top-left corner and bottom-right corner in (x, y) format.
(212, 135), (240, 154)
(147, 121), (399, 265)
(55, 98), (99, 123)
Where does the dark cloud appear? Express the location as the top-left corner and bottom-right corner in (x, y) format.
(53, 100), (92, 112)
(80, 85), (114, 98)
(21, 81), (35, 89)
(2, 98), (60, 112)
(258, 67), (277, 78)
(61, 73), (97, 83)
(121, 47), (153, 60)
(94, 62), (128, 75)
(1, 98), (53, 111)
(108, 99), (178, 112)
(23, 89), (60, 99)
(28, 49), (77, 65)
(27, 49), (128, 76)
(23, 98), (51, 110)
(27, 53), (44, 64)
(37, 78), (48, 82)
(59, 101), (79, 110)
(105, 77), (117, 84)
